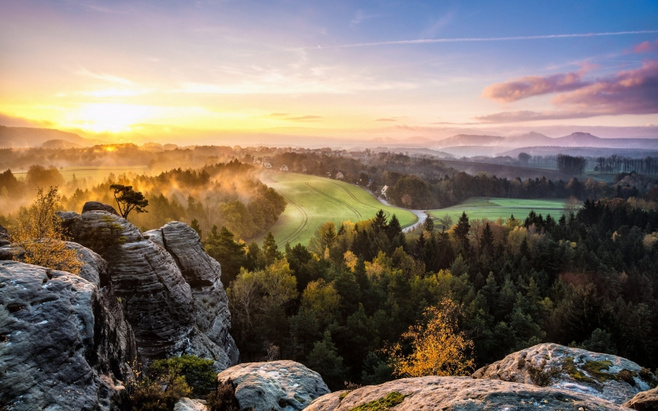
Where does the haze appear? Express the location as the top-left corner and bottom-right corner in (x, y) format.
(2, 0), (658, 146)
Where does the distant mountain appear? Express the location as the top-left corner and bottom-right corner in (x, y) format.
(369, 136), (435, 146)
(0, 126), (95, 148)
(437, 134), (505, 146)
(433, 131), (658, 157)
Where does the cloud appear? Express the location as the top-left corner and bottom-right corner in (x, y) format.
(482, 72), (587, 102)
(551, 60), (658, 113)
(77, 88), (150, 98)
(350, 10), (380, 27)
(477, 60), (658, 123)
(376, 118), (397, 122)
(634, 39), (658, 53)
(306, 30), (658, 50)
(75, 68), (133, 85)
(476, 110), (593, 123)
(267, 113), (322, 122)
(420, 12), (454, 38)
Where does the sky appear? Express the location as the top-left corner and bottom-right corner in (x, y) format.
(1, 0), (658, 145)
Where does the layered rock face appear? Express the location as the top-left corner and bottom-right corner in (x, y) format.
(145, 222), (239, 367)
(473, 343), (658, 405)
(61, 205), (238, 369)
(0, 259), (136, 411)
(216, 360), (330, 411)
(305, 376), (629, 411)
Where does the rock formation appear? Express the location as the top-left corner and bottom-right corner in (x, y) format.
(145, 222), (239, 367)
(0, 258), (136, 410)
(0, 224), (10, 246)
(473, 343), (658, 405)
(305, 376), (629, 411)
(216, 360), (330, 411)
(59, 204), (238, 369)
(624, 386), (658, 410)
(173, 397), (208, 411)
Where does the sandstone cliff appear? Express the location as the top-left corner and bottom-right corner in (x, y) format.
(0, 256), (136, 410)
(60, 204), (238, 369)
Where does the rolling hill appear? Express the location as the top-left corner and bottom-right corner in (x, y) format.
(0, 126), (96, 148)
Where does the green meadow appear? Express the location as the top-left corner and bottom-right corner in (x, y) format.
(261, 172), (418, 246)
(428, 197), (574, 225)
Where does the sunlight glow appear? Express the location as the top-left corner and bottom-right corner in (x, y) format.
(65, 103), (154, 133)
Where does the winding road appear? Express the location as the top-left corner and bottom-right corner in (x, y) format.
(375, 196), (427, 233)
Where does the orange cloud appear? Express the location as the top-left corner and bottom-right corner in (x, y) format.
(266, 113), (322, 122)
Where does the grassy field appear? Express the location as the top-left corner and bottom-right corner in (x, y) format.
(261, 172), (418, 246)
(428, 197), (573, 224)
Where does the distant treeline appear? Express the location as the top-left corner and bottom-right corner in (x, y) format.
(268, 151), (658, 209)
(0, 160), (286, 240)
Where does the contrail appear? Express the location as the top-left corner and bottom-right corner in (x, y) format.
(305, 30), (658, 49)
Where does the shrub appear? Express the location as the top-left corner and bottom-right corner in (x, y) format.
(129, 364), (191, 411)
(206, 381), (240, 411)
(151, 355), (217, 397)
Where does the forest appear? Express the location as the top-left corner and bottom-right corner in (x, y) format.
(0, 160), (286, 240)
(209, 197), (658, 389)
(2, 145), (658, 392)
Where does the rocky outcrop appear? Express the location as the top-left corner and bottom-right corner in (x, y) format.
(0, 260), (136, 410)
(624, 386), (658, 410)
(217, 360), (330, 411)
(145, 222), (238, 367)
(473, 343), (658, 405)
(305, 376), (628, 411)
(82, 201), (120, 216)
(0, 223), (10, 246)
(173, 397), (208, 411)
(61, 203), (237, 369)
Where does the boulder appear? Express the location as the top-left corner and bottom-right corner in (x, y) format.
(82, 201), (120, 216)
(0, 260), (136, 410)
(305, 376), (628, 411)
(217, 360), (330, 411)
(473, 343), (658, 405)
(624, 386), (658, 410)
(173, 397), (208, 411)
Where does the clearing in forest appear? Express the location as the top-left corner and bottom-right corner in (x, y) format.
(428, 197), (574, 226)
(261, 172), (418, 246)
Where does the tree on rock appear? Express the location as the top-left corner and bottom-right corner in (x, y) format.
(109, 184), (149, 219)
(11, 186), (83, 274)
(385, 298), (474, 377)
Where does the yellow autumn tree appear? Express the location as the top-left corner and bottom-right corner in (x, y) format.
(11, 187), (83, 274)
(386, 298), (474, 377)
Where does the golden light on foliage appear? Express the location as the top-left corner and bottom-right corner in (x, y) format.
(385, 298), (474, 377)
(11, 187), (83, 274)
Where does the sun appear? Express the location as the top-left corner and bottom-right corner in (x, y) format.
(66, 103), (153, 133)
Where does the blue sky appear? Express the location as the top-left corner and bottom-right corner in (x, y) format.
(1, 0), (657, 143)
